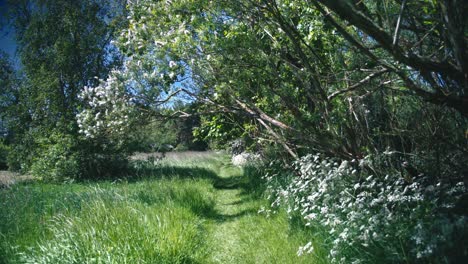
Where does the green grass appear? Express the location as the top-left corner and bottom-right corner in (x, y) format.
(1, 180), (215, 263)
(0, 152), (327, 263)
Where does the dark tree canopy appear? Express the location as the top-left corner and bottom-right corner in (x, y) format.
(314, 0), (467, 115)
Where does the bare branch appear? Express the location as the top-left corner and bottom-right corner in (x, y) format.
(392, 0), (407, 47)
(314, 0), (463, 81)
(257, 118), (298, 158)
(328, 69), (388, 100)
(234, 98), (295, 131)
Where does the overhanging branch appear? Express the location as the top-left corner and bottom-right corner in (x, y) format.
(328, 69), (388, 100)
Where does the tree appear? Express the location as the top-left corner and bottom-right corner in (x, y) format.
(0, 52), (15, 137)
(78, 0), (466, 175)
(310, 0), (467, 115)
(0, 52), (16, 169)
(4, 0), (128, 179)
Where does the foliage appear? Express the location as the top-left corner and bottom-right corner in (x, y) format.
(0, 52), (16, 170)
(75, 0), (466, 163)
(0, 139), (9, 170)
(265, 153), (467, 263)
(314, 0), (467, 115)
(29, 132), (81, 181)
(126, 103), (208, 153)
(2, 0), (128, 179)
(127, 119), (178, 152)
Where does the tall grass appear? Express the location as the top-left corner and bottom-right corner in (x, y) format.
(0, 175), (216, 263)
(20, 196), (206, 263)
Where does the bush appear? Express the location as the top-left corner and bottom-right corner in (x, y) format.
(30, 133), (81, 181)
(9, 129), (130, 182)
(0, 139), (9, 170)
(266, 153), (467, 263)
(231, 152), (263, 167)
(79, 152), (129, 179)
(6, 132), (36, 173)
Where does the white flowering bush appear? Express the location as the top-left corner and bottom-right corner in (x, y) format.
(77, 71), (133, 139)
(266, 153), (467, 263)
(231, 152), (263, 167)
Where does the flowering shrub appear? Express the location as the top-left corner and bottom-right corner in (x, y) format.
(266, 153), (467, 263)
(76, 71), (134, 139)
(231, 152), (263, 167)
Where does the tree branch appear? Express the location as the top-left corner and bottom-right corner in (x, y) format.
(256, 118), (298, 158)
(392, 0), (407, 47)
(328, 69), (388, 100)
(314, 0), (463, 82)
(234, 98), (295, 131)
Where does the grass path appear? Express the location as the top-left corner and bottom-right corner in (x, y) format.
(209, 161), (251, 263)
(204, 158), (320, 264)
(210, 188), (246, 263)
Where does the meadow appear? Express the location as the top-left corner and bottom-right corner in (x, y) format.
(0, 152), (324, 263)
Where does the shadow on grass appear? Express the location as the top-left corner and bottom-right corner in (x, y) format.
(130, 161), (268, 222)
(210, 208), (259, 222)
(213, 175), (244, 189)
(130, 160), (254, 188)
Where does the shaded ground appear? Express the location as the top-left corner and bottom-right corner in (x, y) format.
(199, 157), (316, 264)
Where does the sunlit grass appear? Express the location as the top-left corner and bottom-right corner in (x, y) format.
(1, 152), (328, 263)
(233, 211), (328, 264)
(0, 174), (216, 263)
(20, 195), (208, 263)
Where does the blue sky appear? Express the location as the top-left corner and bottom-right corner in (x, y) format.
(0, 0), (17, 60)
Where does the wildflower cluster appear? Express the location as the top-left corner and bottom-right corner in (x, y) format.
(267, 153), (467, 263)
